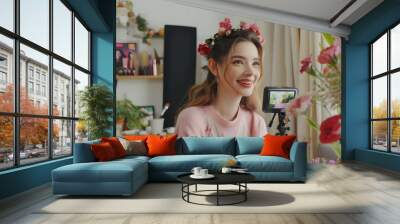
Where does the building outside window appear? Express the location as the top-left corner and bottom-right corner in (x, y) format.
(0, 0), (91, 171)
(28, 81), (34, 94)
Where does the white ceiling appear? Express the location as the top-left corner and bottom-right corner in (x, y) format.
(222, 0), (383, 26)
(224, 0), (353, 23)
(168, 0), (384, 37)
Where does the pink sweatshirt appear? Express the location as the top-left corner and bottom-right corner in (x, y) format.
(175, 105), (267, 138)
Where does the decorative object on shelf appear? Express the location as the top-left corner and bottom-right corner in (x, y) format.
(116, 0), (164, 45)
(116, 43), (139, 76)
(116, 98), (147, 131)
(289, 33), (342, 162)
(79, 84), (113, 140)
(138, 105), (155, 127)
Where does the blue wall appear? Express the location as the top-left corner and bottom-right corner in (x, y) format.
(344, 0), (400, 171)
(0, 0), (116, 200)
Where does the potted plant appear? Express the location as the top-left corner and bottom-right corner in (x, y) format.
(79, 84), (113, 140)
(116, 98), (146, 131)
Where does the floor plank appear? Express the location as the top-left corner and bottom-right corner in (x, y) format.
(1, 162), (400, 224)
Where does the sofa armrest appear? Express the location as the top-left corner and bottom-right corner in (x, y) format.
(73, 140), (100, 163)
(289, 141), (307, 181)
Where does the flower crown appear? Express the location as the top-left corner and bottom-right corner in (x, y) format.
(198, 18), (265, 57)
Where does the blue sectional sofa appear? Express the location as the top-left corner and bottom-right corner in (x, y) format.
(52, 137), (307, 196)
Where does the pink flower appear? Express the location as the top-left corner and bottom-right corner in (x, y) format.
(240, 21), (251, 30)
(317, 40), (340, 64)
(197, 43), (211, 56)
(287, 95), (312, 116)
(300, 56), (312, 74)
(319, 115), (341, 144)
(219, 17), (232, 33)
(249, 23), (261, 36)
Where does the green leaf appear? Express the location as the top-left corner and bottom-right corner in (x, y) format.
(306, 116), (319, 131)
(323, 33), (335, 45)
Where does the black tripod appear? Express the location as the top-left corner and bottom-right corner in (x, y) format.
(268, 111), (290, 136)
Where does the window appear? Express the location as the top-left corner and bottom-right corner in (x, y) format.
(0, 54), (7, 86)
(28, 67), (34, 80)
(0, 71), (6, 85)
(28, 81), (34, 93)
(42, 85), (46, 97)
(0, 0), (91, 170)
(370, 23), (400, 154)
(36, 83), (40, 95)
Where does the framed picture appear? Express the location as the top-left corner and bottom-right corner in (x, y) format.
(138, 105), (155, 127)
(116, 42), (138, 76)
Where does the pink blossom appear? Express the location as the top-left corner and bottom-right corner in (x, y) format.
(300, 56), (312, 74)
(318, 40), (340, 64)
(287, 95), (312, 116)
(219, 17), (232, 32)
(249, 23), (261, 36)
(240, 21), (251, 30)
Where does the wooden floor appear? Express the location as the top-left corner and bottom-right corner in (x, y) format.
(1, 162), (400, 224)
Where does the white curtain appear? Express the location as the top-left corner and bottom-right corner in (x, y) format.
(259, 22), (332, 160)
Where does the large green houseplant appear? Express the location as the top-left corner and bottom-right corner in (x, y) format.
(79, 84), (113, 140)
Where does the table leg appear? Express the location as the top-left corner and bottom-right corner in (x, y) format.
(245, 183), (247, 201)
(217, 184), (219, 206)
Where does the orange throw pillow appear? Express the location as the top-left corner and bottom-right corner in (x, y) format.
(101, 137), (126, 158)
(146, 134), (177, 157)
(124, 135), (148, 142)
(260, 134), (297, 159)
(91, 142), (117, 161)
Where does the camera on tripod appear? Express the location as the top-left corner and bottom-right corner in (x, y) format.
(262, 87), (298, 136)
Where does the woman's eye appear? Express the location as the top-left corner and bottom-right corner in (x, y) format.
(253, 61), (260, 66)
(232, 60), (243, 65)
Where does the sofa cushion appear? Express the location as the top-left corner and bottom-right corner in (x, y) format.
(52, 158), (147, 183)
(91, 142), (118, 161)
(147, 135), (177, 157)
(236, 155), (293, 172)
(260, 134), (297, 159)
(101, 137), (127, 158)
(73, 139), (100, 163)
(148, 154), (235, 172)
(236, 137), (263, 155)
(178, 137), (236, 155)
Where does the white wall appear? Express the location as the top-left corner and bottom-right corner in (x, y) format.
(117, 0), (265, 116)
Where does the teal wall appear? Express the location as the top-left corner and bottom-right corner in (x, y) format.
(343, 0), (400, 171)
(0, 0), (116, 200)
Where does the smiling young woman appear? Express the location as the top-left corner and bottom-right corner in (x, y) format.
(175, 18), (267, 137)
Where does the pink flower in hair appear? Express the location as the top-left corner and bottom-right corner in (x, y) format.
(249, 23), (261, 36)
(219, 17), (232, 34)
(240, 21), (251, 30)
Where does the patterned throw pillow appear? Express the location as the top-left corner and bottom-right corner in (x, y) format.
(125, 140), (147, 156)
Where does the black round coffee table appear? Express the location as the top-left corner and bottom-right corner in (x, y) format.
(177, 173), (255, 206)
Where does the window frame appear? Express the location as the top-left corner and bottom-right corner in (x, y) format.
(370, 20), (400, 154)
(0, 0), (92, 171)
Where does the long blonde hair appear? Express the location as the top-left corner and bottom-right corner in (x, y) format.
(181, 30), (264, 113)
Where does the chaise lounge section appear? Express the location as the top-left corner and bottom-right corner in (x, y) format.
(52, 137), (307, 196)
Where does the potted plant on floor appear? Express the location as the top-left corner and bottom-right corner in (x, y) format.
(79, 84), (113, 140)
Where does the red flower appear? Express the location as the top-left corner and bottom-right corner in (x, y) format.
(319, 115), (341, 144)
(300, 56), (312, 74)
(198, 43), (211, 56)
